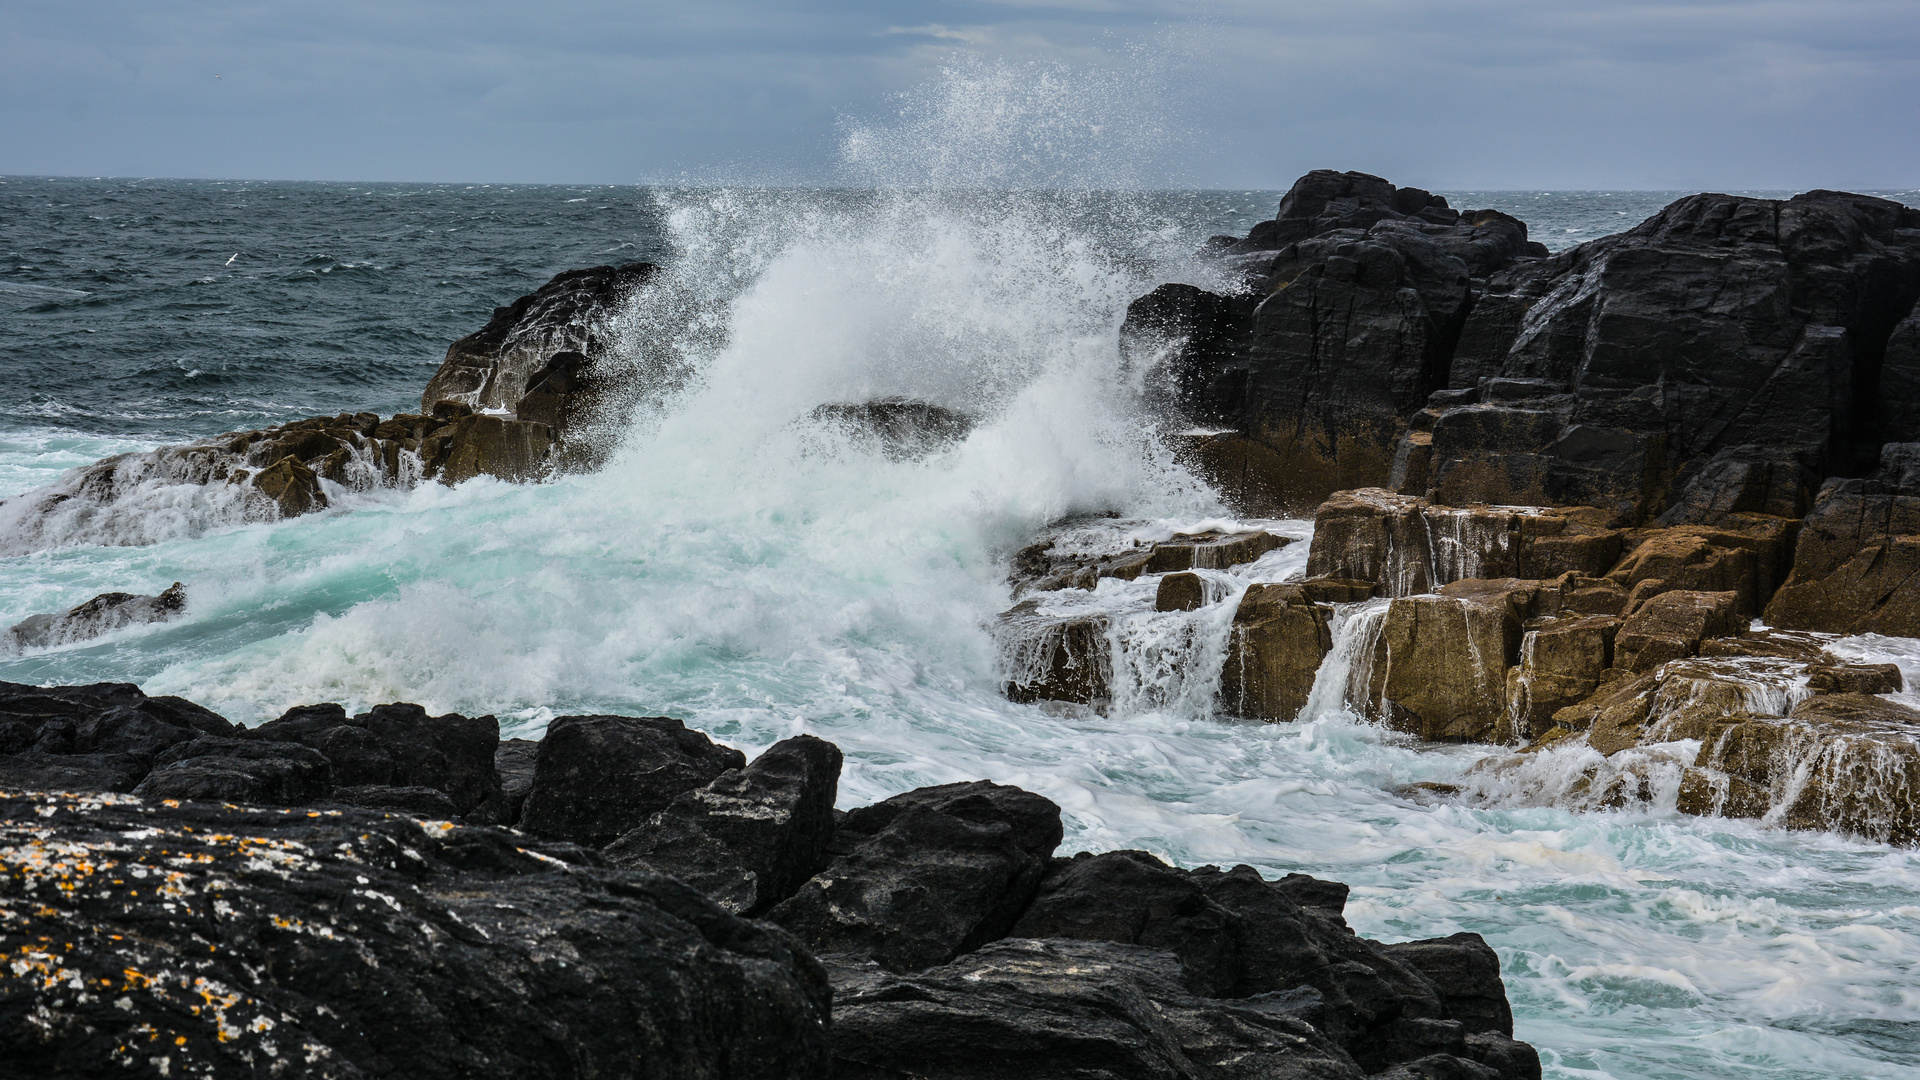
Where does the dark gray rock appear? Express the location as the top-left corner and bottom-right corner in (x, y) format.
(605, 734), (842, 915)
(767, 780), (1063, 972)
(5, 582), (187, 651)
(251, 701), (505, 821)
(495, 736), (540, 823)
(327, 783), (460, 818)
(1379, 933), (1515, 1037)
(132, 736), (333, 804)
(828, 938), (1366, 1080)
(0, 751), (149, 793)
(0, 788), (831, 1080)
(518, 714), (745, 848)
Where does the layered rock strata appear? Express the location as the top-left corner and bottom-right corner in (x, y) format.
(0, 681), (1540, 1079)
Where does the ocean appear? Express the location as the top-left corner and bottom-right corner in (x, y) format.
(5, 174), (1920, 1079)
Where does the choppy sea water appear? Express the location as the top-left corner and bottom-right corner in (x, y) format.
(6, 168), (1920, 1079)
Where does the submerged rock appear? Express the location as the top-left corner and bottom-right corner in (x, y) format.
(6, 582), (186, 652)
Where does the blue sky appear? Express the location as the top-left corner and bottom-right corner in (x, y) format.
(3, 0), (1915, 189)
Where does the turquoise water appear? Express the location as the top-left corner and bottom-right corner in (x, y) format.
(6, 83), (1920, 1080)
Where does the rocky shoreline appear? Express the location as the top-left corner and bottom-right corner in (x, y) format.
(1, 680), (1537, 1079)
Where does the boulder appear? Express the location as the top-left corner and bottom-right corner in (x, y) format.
(998, 601), (1111, 706)
(1146, 530), (1289, 572)
(605, 735), (842, 915)
(0, 682), (240, 791)
(1504, 616), (1620, 741)
(1306, 489), (1621, 597)
(422, 262), (656, 416)
(1377, 934), (1514, 1038)
(767, 781), (1062, 972)
(131, 736), (334, 804)
(249, 454), (327, 517)
(1605, 523), (1792, 617)
(419, 413), (556, 485)
(1612, 590), (1743, 672)
(0, 789), (830, 1079)
(1155, 571), (1209, 612)
(518, 714), (745, 848)
(1360, 580), (1548, 742)
(1220, 584), (1336, 721)
(5, 582), (187, 652)
(827, 939), (1367, 1080)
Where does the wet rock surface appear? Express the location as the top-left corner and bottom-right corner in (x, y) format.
(0, 789), (831, 1080)
(0, 683), (1540, 1079)
(5, 583), (187, 652)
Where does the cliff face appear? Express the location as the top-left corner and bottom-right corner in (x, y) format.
(1132, 174), (1920, 525)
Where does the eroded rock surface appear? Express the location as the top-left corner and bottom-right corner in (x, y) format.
(0, 790), (831, 1080)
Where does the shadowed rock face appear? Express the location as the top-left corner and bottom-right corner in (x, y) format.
(1135, 177), (1920, 523)
(0, 790), (832, 1080)
(0, 681), (1542, 1079)
(422, 262), (656, 416)
(806, 398), (976, 460)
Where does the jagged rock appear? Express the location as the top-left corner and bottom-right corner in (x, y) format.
(0, 681), (238, 791)
(6, 582), (186, 652)
(999, 850), (1528, 1075)
(807, 398), (976, 460)
(1605, 519), (1797, 618)
(518, 714), (745, 848)
(1377, 934), (1515, 1039)
(1221, 583), (1336, 721)
(998, 601), (1111, 706)
(494, 736), (540, 823)
(1763, 478), (1920, 634)
(1450, 191), (1920, 507)
(1613, 590), (1743, 672)
(0, 789), (831, 1079)
(605, 735), (842, 915)
(422, 262), (656, 416)
(767, 781), (1063, 972)
(1505, 616), (1620, 741)
(1306, 489), (1621, 597)
(131, 736), (334, 804)
(1011, 528), (1289, 595)
(1128, 171), (1544, 513)
(1681, 694), (1920, 843)
(827, 939), (1368, 1080)
(252, 702), (506, 821)
(250, 454), (327, 516)
(419, 413), (555, 484)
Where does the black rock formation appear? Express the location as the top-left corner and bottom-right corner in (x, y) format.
(0, 789), (831, 1079)
(1130, 173), (1920, 526)
(605, 734), (842, 914)
(0, 683), (1540, 1079)
(518, 713), (746, 847)
(767, 779), (1065, 971)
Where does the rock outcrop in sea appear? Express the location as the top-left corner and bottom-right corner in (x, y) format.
(0, 681), (1540, 1079)
(995, 170), (1920, 847)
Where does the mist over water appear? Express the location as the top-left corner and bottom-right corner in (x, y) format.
(5, 64), (1920, 1080)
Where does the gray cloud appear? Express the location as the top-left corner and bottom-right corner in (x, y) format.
(1, 0), (1913, 188)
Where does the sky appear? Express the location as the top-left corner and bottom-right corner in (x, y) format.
(2, 0), (1916, 190)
